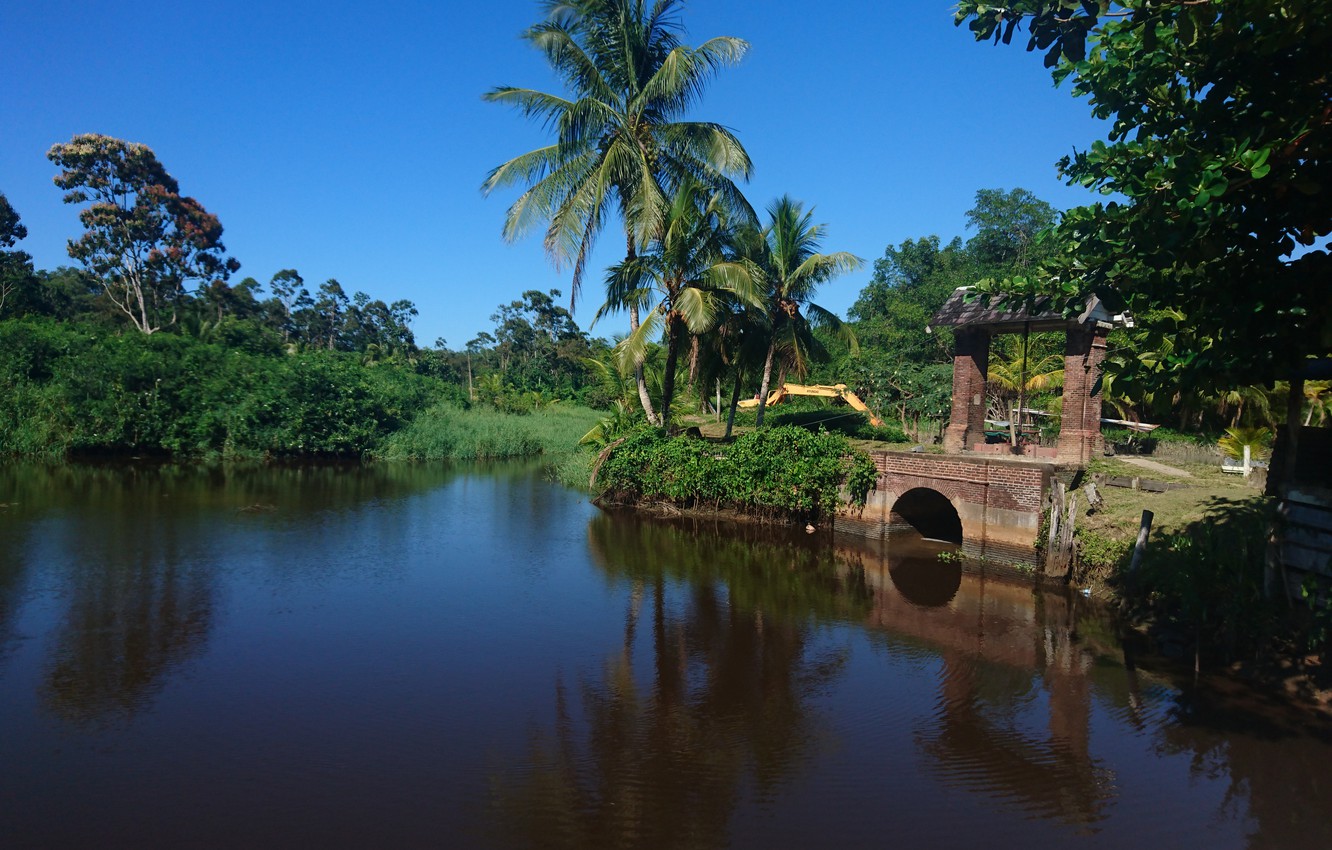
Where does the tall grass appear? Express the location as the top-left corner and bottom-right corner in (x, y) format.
(376, 402), (602, 461)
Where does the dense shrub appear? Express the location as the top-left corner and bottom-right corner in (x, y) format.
(0, 317), (448, 457)
(595, 426), (877, 522)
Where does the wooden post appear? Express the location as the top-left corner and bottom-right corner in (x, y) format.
(1127, 510), (1154, 576)
(1059, 494), (1078, 576)
(1045, 482), (1063, 574)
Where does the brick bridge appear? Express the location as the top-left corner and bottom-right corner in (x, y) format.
(838, 450), (1054, 564)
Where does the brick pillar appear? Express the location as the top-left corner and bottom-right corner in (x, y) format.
(942, 329), (989, 454)
(1056, 325), (1109, 465)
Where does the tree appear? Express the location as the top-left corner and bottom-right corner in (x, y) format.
(268, 269), (306, 341)
(955, 2), (1332, 397)
(747, 196), (862, 426)
(47, 134), (240, 334)
(312, 279), (350, 350)
(0, 192), (34, 315)
(483, 0), (753, 422)
(964, 187), (1057, 271)
(604, 181), (760, 423)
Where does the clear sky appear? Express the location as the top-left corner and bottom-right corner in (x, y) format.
(1, 0), (1108, 348)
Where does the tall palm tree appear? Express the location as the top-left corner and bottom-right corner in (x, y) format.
(746, 196), (863, 426)
(601, 181), (761, 424)
(482, 0), (753, 423)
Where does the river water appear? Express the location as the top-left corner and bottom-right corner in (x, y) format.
(0, 461), (1328, 848)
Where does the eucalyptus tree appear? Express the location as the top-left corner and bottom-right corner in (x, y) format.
(47, 134), (239, 334)
(747, 196), (863, 426)
(483, 0), (753, 422)
(601, 181), (760, 424)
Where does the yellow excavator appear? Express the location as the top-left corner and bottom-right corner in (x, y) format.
(737, 383), (885, 427)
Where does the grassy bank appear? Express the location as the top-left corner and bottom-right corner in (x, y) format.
(375, 402), (602, 461)
(1063, 455), (1327, 679)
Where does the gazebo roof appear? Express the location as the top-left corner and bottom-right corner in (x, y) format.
(927, 287), (1128, 334)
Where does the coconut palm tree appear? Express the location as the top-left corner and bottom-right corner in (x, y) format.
(482, 0), (753, 424)
(601, 181), (761, 424)
(745, 196), (863, 426)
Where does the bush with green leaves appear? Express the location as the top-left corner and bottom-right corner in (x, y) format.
(595, 425), (877, 522)
(0, 317), (448, 457)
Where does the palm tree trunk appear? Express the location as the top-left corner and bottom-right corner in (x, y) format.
(629, 302), (660, 425)
(725, 370), (744, 439)
(625, 236), (660, 426)
(661, 313), (682, 425)
(688, 335), (700, 396)
(755, 341), (776, 427)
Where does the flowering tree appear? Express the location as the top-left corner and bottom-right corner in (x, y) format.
(48, 134), (239, 333)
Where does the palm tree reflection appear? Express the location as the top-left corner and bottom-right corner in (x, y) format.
(489, 515), (868, 848)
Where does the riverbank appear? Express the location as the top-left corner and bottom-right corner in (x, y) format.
(575, 425), (1329, 710)
(584, 426), (878, 525)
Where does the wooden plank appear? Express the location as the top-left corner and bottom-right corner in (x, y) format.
(1106, 476), (1136, 489)
(1280, 542), (1332, 575)
(1284, 525), (1332, 552)
(1283, 503), (1332, 532)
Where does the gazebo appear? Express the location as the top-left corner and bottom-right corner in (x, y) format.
(928, 287), (1131, 466)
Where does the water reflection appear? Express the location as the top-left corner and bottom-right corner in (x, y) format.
(2, 464), (1331, 847)
(488, 515), (865, 848)
(0, 459), (463, 725)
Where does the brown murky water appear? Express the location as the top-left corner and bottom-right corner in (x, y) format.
(1, 461), (1328, 848)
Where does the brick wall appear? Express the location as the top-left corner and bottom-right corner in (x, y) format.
(842, 451), (1052, 563)
(871, 452), (1046, 511)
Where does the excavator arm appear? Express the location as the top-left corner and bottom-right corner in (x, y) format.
(736, 383), (884, 427)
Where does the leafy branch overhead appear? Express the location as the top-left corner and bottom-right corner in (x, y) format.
(955, 1), (1332, 394)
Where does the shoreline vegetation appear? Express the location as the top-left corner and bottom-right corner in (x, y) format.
(3, 314), (1326, 710)
(3, 0), (1327, 714)
(0, 316), (602, 463)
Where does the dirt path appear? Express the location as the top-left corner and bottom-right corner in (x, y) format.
(1116, 456), (1194, 478)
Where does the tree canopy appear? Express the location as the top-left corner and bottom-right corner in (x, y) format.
(0, 192), (33, 315)
(47, 134), (241, 334)
(956, 0), (1332, 394)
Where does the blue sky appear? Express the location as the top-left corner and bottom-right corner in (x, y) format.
(1, 1), (1108, 348)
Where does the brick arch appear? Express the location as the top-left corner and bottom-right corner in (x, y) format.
(837, 451), (1053, 566)
(888, 487), (964, 543)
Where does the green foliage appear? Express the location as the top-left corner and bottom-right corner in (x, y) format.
(47, 134), (240, 334)
(1124, 498), (1280, 662)
(578, 400), (643, 448)
(0, 191), (34, 316)
(1218, 426), (1273, 461)
(0, 317), (445, 457)
(745, 196), (863, 426)
(482, 0), (752, 308)
(594, 426), (876, 521)
(956, 2), (1332, 394)
(377, 401), (602, 461)
(766, 409), (908, 443)
(1075, 528), (1129, 574)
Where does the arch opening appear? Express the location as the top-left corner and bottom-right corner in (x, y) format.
(890, 487), (963, 544)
